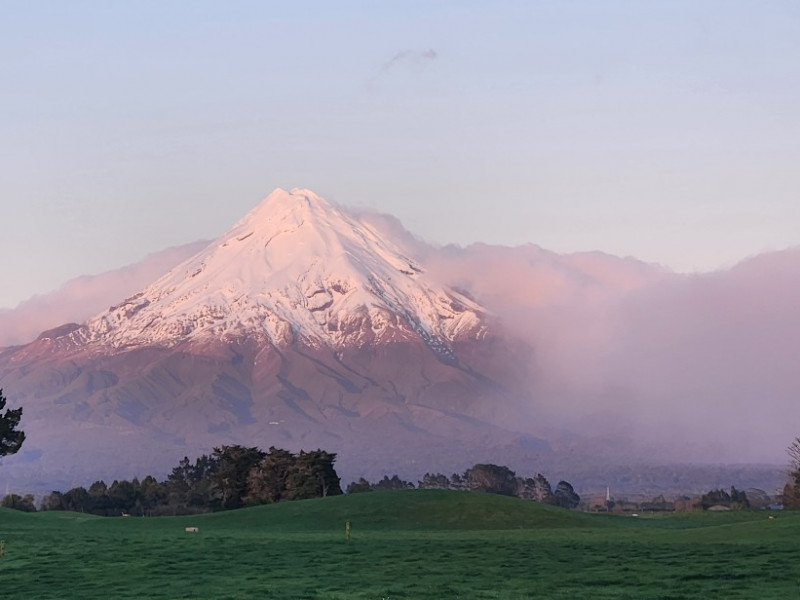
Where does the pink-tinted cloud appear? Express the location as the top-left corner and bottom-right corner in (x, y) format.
(368, 210), (799, 465)
(595, 248), (800, 463)
(0, 241), (208, 346)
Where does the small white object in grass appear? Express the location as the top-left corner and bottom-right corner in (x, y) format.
(185, 526), (199, 533)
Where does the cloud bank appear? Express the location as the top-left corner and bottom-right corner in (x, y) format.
(355, 208), (799, 465)
(421, 242), (800, 466)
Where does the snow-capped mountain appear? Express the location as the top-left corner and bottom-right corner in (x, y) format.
(1, 188), (792, 495)
(0, 188), (539, 489)
(80, 188), (486, 357)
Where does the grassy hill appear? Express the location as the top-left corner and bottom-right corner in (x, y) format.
(195, 489), (599, 531)
(1, 490), (799, 599)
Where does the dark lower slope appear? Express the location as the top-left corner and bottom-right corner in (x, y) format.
(0, 331), (546, 491)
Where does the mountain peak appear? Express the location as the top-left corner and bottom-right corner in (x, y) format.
(288, 187), (324, 201)
(82, 188), (487, 354)
(254, 186), (328, 211)
(230, 187), (332, 236)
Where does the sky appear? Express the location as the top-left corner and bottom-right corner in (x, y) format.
(2, 0), (800, 309)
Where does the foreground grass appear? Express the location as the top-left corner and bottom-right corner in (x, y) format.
(1, 490), (799, 599)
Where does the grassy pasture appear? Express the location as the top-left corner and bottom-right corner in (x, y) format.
(1, 490), (798, 599)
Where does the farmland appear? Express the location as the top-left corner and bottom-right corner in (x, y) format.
(1, 490), (797, 599)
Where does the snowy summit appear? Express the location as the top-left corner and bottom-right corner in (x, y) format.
(82, 188), (487, 353)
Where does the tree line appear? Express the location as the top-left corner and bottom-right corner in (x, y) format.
(3, 457), (581, 515)
(5, 389), (800, 513)
(27, 445), (342, 516)
(346, 463), (581, 509)
(699, 486), (750, 510)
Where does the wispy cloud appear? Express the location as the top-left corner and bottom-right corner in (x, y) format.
(368, 48), (438, 88)
(381, 48), (438, 72)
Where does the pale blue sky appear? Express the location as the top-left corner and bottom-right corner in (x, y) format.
(2, 1), (800, 308)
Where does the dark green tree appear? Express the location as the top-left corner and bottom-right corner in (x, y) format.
(418, 473), (451, 490)
(553, 480), (581, 509)
(463, 464), (517, 496)
(166, 454), (218, 513)
(244, 447), (295, 505)
(0, 389), (25, 458)
(40, 491), (66, 511)
(516, 474), (555, 503)
(700, 487), (748, 510)
(209, 445), (265, 510)
(285, 449), (342, 500)
(87, 480), (111, 515)
(108, 479), (137, 514)
(449, 472), (468, 491)
(700, 488), (730, 509)
(729, 486), (749, 509)
(784, 437), (800, 508)
(62, 486), (92, 512)
(372, 475), (415, 491)
(1, 493), (36, 512)
(345, 477), (374, 494)
(138, 475), (167, 515)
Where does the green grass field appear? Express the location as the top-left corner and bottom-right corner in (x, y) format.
(1, 490), (798, 599)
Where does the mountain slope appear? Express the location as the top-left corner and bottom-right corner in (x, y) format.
(0, 188), (539, 489)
